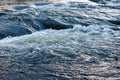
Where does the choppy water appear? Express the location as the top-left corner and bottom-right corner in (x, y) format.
(0, 0), (120, 80)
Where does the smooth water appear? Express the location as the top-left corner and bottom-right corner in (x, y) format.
(0, 0), (120, 80)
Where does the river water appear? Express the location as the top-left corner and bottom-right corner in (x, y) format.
(0, 0), (120, 80)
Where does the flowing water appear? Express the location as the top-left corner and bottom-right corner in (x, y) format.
(0, 0), (120, 80)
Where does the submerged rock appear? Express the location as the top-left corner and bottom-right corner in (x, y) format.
(39, 18), (73, 30)
(0, 21), (32, 39)
(0, 16), (73, 39)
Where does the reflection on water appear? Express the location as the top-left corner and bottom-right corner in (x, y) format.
(0, 0), (44, 5)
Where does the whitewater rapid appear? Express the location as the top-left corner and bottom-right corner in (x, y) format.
(0, 0), (120, 80)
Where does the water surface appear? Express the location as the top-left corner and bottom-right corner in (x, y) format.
(0, 0), (120, 80)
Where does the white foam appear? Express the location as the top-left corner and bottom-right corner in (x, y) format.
(0, 24), (118, 48)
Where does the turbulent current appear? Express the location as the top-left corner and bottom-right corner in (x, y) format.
(0, 0), (120, 80)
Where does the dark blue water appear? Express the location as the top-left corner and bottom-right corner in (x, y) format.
(0, 0), (120, 80)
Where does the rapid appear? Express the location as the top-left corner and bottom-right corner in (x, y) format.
(0, 0), (120, 79)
